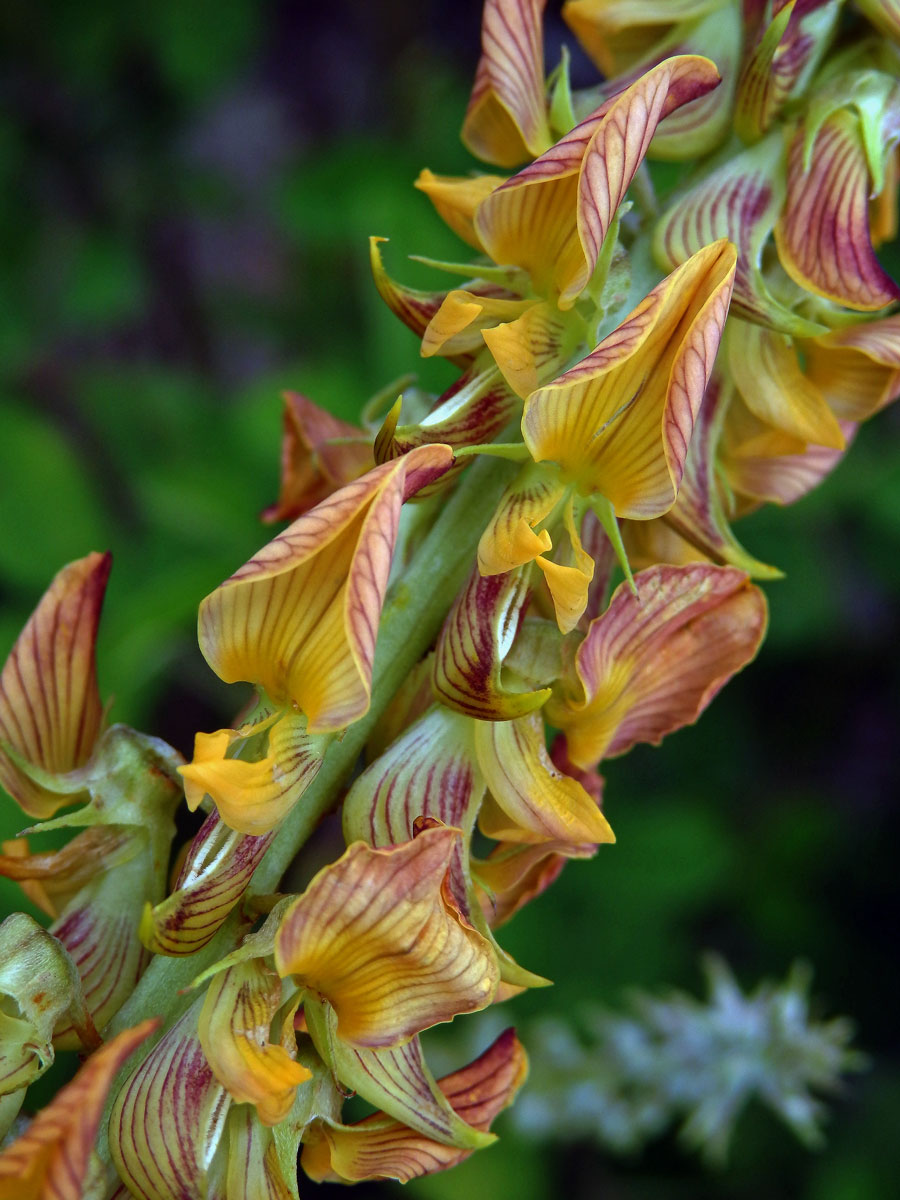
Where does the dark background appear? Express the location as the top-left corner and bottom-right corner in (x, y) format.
(0, 2), (898, 1197)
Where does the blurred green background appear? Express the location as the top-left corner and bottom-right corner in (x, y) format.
(1, 2), (898, 1197)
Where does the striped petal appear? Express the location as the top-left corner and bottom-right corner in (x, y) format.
(301, 1028), (527, 1184)
(342, 706), (484, 916)
(662, 377), (783, 577)
(474, 713), (615, 845)
(413, 171), (504, 251)
(547, 564), (767, 769)
(653, 133), (826, 336)
(775, 111), (900, 310)
(223, 1107), (294, 1200)
(727, 321), (845, 449)
(0, 1020), (156, 1200)
(304, 998), (494, 1150)
(0, 552), (110, 819)
(179, 709), (329, 835)
(198, 960), (311, 1126)
(475, 56), (721, 307)
(109, 1003), (230, 1200)
(273, 827), (499, 1048)
(523, 241), (736, 518)
(140, 809), (274, 956)
(0, 826), (133, 920)
(199, 446), (452, 734)
(462, 0), (552, 167)
(370, 238), (471, 362)
(261, 392), (372, 524)
(433, 567), (551, 720)
(734, 0), (839, 142)
(481, 299), (576, 397)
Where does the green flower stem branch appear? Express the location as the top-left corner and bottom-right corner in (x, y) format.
(98, 453), (516, 1152)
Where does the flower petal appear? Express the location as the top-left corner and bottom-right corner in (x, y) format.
(462, 0), (552, 167)
(548, 564), (767, 768)
(474, 713), (615, 845)
(801, 315), (900, 421)
(109, 1004), (230, 1200)
(199, 446), (452, 733)
(0, 827), (133, 920)
(433, 567), (551, 720)
(140, 809), (274, 956)
(413, 171), (504, 251)
(0, 552), (110, 819)
(0, 1020), (157, 1200)
(728, 321), (845, 449)
(523, 241), (736, 518)
(475, 56), (721, 306)
(481, 299), (576, 397)
(301, 1028), (527, 1184)
(274, 827), (498, 1048)
(304, 998), (494, 1150)
(478, 463), (564, 577)
(775, 111), (900, 310)
(421, 290), (535, 359)
(179, 709), (329, 835)
(198, 960), (311, 1126)
(473, 839), (594, 928)
(261, 392), (372, 524)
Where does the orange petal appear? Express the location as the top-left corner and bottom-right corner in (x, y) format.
(433, 567), (551, 720)
(0, 1020), (157, 1200)
(140, 809), (274, 956)
(523, 241), (736, 518)
(775, 111), (900, 311)
(533, 493), (596, 632)
(477, 463), (564, 576)
(474, 713), (615, 845)
(473, 838), (594, 928)
(462, 0), (552, 167)
(801, 315), (900, 421)
(199, 446), (452, 733)
(274, 827), (498, 1048)
(301, 1028), (527, 1183)
(0, 827), (132, 920)
(481, 298), (576, 397)
(179, 709), (329, 835)
(548, 563), (768, 768)
(421, 290), (535, 360)
(0, 552), (110, 819)
(198, 959), (311, 1125)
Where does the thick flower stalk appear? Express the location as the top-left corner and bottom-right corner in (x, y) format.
(0, 0), (892, 1193)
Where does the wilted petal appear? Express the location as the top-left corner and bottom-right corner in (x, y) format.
(474, 713), (614, 845)
(0, 1020), (156, 1200)
(475, 56), (721, 307)
(0, 552), (110, 819)
(801, 315), (900, 421)
(653, 134), (825, 336)
(775, 111), (900, 310)
(198, 960), (310, 1126)
(109, 1003), (230, 1200)
(523, 241), (736, 518)
(261, 392), (372, 524)
(462, 0), (552, 167)
(274, 827), (499, 1048)
(413, 171), (504, 251)
(304, 998), (494, 1150)
(140, 810), (274, 956)
(728, 321), (845, 448)
(199, 446), (452, 733)
(179, 709), (329, 835)
(301, 1028), (527, 1183)
(548, 564), (767, 768)
(433, 567), (551, 720)
(0, 827), (133, 920)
